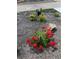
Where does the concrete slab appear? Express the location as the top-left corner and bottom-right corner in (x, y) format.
(17, 2), (61, 13)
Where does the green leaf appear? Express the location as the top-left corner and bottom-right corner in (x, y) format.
(40, 36), (47, 48)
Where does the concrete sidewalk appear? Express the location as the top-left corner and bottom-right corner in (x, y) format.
(17, 2), (61, 13)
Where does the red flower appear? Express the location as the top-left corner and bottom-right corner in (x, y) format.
(38, 45), (44, 52)
(46, 29), (54, 38)
(47, 35), (53, 38)
(32, 36), (38, 40)
(26, 38), (30, 43)
(47, 30), (53, 35)
(33, 43), (38, 48)
(39, 45), (43, 50)
(47, 27), (52, 31)
(26, 38), (32, 46)
(49, 41), (56, 46)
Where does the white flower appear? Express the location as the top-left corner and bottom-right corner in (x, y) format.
(49, 23), (57, 29)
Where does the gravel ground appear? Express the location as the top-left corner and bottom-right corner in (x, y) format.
(17, 9), (61, 59)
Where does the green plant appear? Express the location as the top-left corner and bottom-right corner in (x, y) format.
(30, 13), (36, 21)
(39, 13), (46, 22)
(25, 28), (58, 52)
(40, 8), (45, 12)
(53, 12), (60, 17)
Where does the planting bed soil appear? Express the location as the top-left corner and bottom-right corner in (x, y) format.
(17, 8), (61, 59)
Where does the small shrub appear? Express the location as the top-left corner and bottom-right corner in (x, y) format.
(39, 13), (46, 22)
(30, 14), (36, 21)
(25, 27), (58, 52)
(53, 12), (60, 17)
(40, 8), (45, 12)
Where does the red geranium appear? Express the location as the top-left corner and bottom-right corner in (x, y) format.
(38, 45), (44, 52)
(47, 35), (53, 38)
(26, 38), (32, 46)
(49, 41), (56, 46)
(39, 45), (43, 50)
(33, 43), (38, 48)
(46, 30), (53, 35)
(32, 36), (38, 40)
(46, 29), (54, 38)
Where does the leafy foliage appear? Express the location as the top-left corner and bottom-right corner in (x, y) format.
(26, 28), (58, 52)
(39, 13), (46, 22)
(30, 13), (36, 21)
(53, 12), (60, 17)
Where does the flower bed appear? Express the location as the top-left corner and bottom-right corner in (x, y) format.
(25, 23), (59, 53)
(17, 8), (61, 59)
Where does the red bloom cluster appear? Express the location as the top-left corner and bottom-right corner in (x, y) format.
(26, 38), (32, 46)
(32, 44), (44, 51)
(46, 41), (56, 48)
(26, 37), (44, 51)
(46, 29), (54, 38)
(25, 28), (58, 52)
(49, 41), (56, 46)
(33, 43), (37, 48)
(39, 45), (43, 50)
(32, 36), (38, 40)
